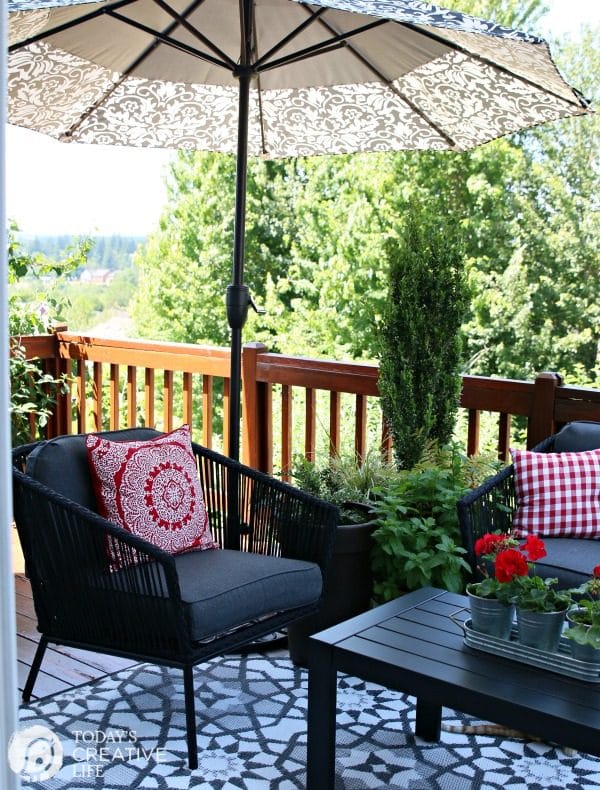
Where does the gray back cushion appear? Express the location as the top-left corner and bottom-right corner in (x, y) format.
(26, 428), (162, 511)
(553, 421), (600, 453)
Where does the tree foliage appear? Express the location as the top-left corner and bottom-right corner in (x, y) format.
(132, 0), (598, 388)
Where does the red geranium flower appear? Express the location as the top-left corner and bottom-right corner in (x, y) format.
(495, 548), (529, 583)
(593, 566), (600, 579)
(521, 535), (547, 562)
(474, 533), (509, 557)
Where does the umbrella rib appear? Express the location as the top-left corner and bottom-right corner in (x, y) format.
(251, 21), (268, 156)
(60, 0), (220, 140)
(8, 0), (137, 53)
(259, 41), (346, 72)
(393, 20), (589, 111)
(150, 0), (237, 70)
(300, 8), (458, 150)
(106, 9), (231, 71)
(253, 8), (327, 70)
(255, 17), (387, 73)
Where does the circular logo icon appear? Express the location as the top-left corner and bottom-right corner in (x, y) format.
(8, 724), (63, 781)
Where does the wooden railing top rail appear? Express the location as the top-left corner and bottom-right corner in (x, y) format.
(57, 332), (231, 377)
(460, 374), (536, 416)
(555, 383), (600, 423)
(255, 350), (380, 396)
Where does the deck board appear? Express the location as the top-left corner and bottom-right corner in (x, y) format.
(13, 525), (138, 700)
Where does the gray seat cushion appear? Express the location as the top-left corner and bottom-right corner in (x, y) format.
(173, 549), (322, 641)
(25, 429), (162, 510)
(534, 538), (600, 588)
(553, 421), (600, 453)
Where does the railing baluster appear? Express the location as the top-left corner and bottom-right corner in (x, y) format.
(127, 366), (137, 427)
(16, 332), (600, 474)
(305, 388), (316, 462)
(183, 372), (193, 429)
(202, 375), (213, 448)
(145, 368), (155, 429)
(281, 384), (293, 480)
(498, 412), (511, 462)
(329, 391), (341, 458)
(163, 370), (174, 432)
(92, 362), (103, 432)
(109, 363), (119, 430)
(467, 408), (481, 456)
(223, 379), (230, 455)
(381, 419), (393, 464)
(355, 394), (367, 462)
(77, 359), (86, 433)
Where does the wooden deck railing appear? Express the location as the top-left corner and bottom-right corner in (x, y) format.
(15, 329), (600, 474)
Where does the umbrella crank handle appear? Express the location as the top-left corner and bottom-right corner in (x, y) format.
(248, 295), (266, 316)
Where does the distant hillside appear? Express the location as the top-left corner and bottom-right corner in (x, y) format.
(18, 233), (146, 270)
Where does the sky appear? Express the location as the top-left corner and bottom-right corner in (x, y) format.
(5, 0), (599, 238)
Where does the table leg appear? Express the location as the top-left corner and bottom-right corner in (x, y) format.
(307, 641), (337, 790)
(415, 698), (441, 741)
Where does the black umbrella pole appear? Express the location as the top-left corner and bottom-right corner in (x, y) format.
(226, 285), (250, 462)
(227, 65), (252, 463)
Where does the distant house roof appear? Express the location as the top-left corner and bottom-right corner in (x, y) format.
(79, 269), (115, 285)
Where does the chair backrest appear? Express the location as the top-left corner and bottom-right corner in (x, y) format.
(552, 420), (600, 453)
(25, 428), (162, 509)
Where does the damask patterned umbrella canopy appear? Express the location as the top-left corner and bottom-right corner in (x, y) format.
(6, 0), (592, 458)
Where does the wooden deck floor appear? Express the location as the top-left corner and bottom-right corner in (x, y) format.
(12, 525), (137, 701)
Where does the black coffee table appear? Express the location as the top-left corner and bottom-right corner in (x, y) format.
(306, 586), (600, 789)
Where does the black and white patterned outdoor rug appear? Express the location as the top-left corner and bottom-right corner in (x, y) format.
(13, 654), (600, 789)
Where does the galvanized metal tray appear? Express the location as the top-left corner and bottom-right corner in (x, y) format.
(461, 617), (600, 683)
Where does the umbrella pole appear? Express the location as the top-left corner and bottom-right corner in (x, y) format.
(226, 68), (251, 464)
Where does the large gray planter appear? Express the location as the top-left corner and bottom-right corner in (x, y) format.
(287, 518), (376, 667)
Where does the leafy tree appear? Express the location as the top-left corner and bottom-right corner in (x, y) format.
(462, 26), (599, 386)
(132, 153), (295, 345)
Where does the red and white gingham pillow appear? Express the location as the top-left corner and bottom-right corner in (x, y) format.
(511, 448), (600, 538)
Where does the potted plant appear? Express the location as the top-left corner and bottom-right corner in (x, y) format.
(466, 532), (520, 639)
(565, 567), (600, 663)
(287, 450), (398, 666)
(509, 536), (571, 652)
(370, 443), (496, 604)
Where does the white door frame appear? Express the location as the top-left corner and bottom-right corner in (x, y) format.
(1, 1), (21, 785)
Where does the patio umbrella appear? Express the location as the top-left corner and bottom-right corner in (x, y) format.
(6, 0), (591, 461)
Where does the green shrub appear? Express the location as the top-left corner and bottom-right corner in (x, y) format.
(378, 202), (470, 469)
(370, 443), (500, 601)
(9, 339), (70, 446)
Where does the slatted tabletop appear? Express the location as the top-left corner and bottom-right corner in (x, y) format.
(306, 587), (600, 790)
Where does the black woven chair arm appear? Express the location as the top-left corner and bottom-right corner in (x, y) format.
(12, 469), (182, 600)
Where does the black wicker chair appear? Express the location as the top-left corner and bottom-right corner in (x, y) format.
(457, 420), (600, 588)
(12, 428), (338, 770)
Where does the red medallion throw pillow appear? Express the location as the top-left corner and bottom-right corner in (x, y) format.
(86, 425), (217, 558)
(511, 447), (600, 539)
